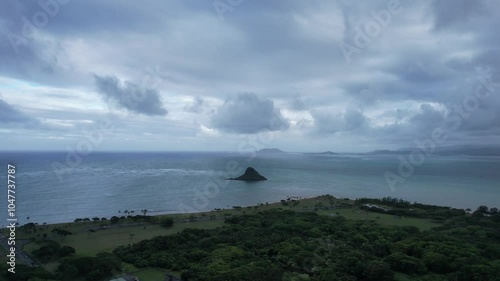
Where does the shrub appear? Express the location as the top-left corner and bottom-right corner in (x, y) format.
(160, 217), (174, 228)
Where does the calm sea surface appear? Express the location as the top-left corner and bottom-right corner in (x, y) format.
(0, 152), (499, 225)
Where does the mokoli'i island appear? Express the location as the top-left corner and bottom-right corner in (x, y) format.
(227, 167), (268, 181)
(1, 1), (500, 281)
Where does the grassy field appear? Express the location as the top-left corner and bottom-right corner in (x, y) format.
(134, 268), (164, 280)
(121, 263), (172, 280)
(22, 219), (224, 278)
(24, 219), (224, 257)
(67, 220), (223, 256)
(133, 268), (168, 280)
(317, 208), (440, 231)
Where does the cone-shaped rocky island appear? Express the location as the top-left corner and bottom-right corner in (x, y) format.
(228, 167), (267, 181)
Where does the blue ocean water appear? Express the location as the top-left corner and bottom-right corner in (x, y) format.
(0, 151), (499, 225)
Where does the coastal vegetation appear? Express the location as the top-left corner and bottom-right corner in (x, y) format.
(2, 195), (499, 280)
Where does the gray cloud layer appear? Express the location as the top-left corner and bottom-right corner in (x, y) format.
(0, 97), (40, 128)
(211, 93), (288, 134)
(1, 0), (500, 150)
(0, 97), (30, 123)
(94, 75), (167, 116)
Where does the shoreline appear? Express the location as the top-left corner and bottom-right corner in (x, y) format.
(3, 194), (490, 229)
(2, 195), (324, 228)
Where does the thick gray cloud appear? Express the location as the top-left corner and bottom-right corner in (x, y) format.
(0, 97), (40, 128)
(0, 97), (31, 123)
(289, 98), (308, 111)
(431, 0), (490, 30)
(183, 96), (205, 113)
(312, 107), (368, 135)
(211, 93), (288, 134)
(94, 75), (167, 116)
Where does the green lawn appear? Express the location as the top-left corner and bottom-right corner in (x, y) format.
(121, 263), (181, 281)
(25, 219), (224, 257)
(318, 208), (440, 231)
(133, 267), (166, 281)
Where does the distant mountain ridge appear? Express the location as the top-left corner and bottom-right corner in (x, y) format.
(367, 145), (500, 156)
(304, 151), (339, 155)
(257, 148), (285, 153)
(257, 145), (500, 156)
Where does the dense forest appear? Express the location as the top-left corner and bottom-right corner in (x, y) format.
(114, 207), (500, 281)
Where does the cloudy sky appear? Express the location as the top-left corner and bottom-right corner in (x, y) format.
(0, 0), (499, 152)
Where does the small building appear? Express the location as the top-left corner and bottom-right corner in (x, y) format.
(362, 204), (388, 212)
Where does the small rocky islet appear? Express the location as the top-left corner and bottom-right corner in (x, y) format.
(227, 167), (267, 181)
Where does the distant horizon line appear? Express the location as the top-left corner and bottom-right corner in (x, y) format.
(1, 144), (499, 155)
(0, 149), (364, 154)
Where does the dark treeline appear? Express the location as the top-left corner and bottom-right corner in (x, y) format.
(4, 251), (122, 281)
